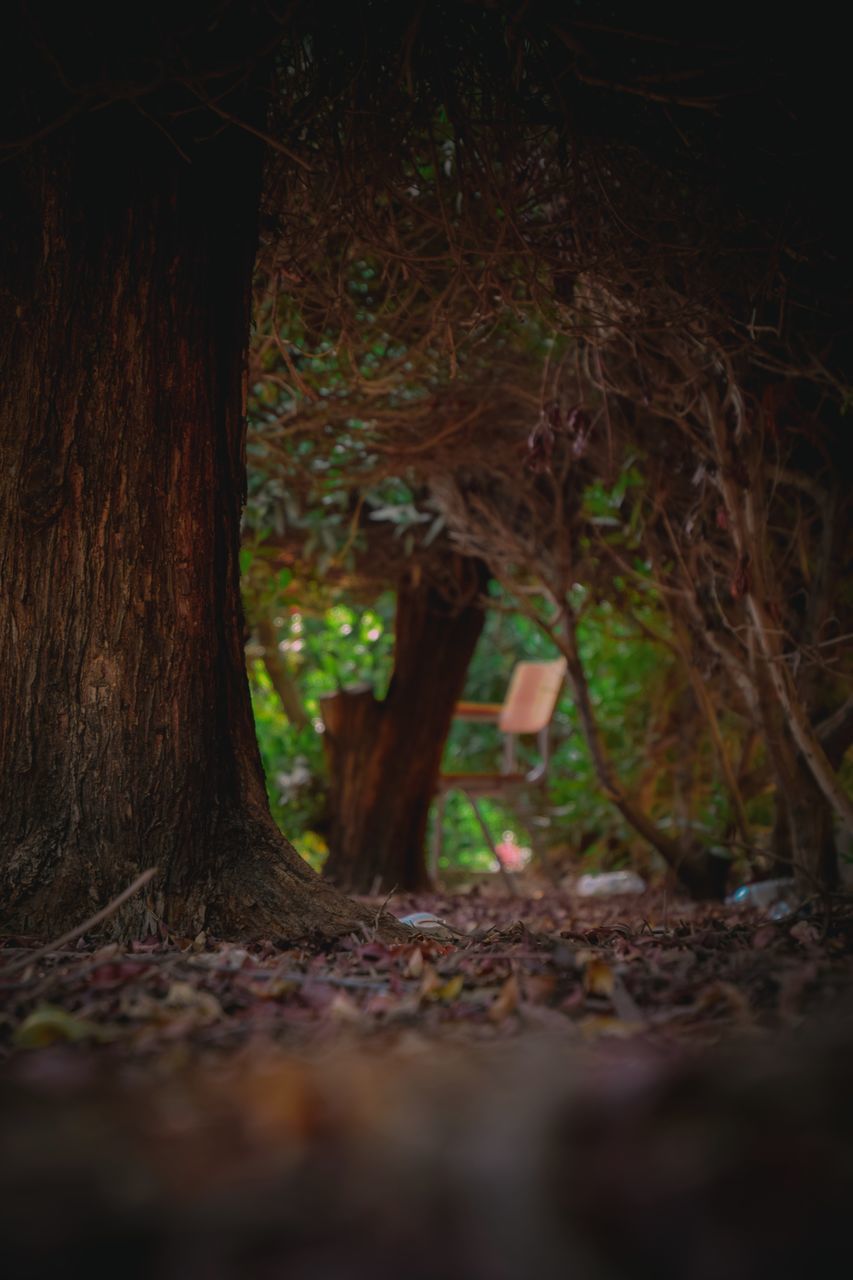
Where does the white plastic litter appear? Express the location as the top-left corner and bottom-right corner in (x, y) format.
(575, 871), (647, 897)
(726, 878), (795, 910)
(397, 911), (450, 931)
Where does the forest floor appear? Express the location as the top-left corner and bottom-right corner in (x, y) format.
(2, 881), (853, 1278)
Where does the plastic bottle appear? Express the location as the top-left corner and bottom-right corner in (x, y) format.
(575, 871), (647, 897)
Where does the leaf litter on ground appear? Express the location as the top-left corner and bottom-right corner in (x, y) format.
(2, 884), (853, 1278)
(2, 886), (852, 1058)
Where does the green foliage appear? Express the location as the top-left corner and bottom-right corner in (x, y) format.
(248, 564), (687, 879)
(249, 596), (395, 866)
(550, 601), (668, 859)
(247, 460), (754, 883)
(436, 585), (675, 874)
(249, 660), (325, 850)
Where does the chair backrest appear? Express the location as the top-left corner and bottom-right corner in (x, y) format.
(498, 658), (567, 734)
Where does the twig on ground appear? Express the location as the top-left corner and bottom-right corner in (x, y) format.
(0, 868), (159, 978)
(373, 885), (398, 933)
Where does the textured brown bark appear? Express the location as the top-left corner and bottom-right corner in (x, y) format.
(321, 564), (488, 893)
(0, 21), (378, 942)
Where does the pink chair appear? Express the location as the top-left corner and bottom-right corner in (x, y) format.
(430, 658), (567, 884)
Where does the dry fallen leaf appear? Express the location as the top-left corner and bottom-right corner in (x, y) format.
(694, 981), (752, 1023)
(418, 964), (441, 1001)
(583, 959), (615, 999)
(578, 1014), (644, 1041)
(521, 973), (557, 1005)
(489, 975), (520, 1024)
(245, 978), (299, 1001)
(193, 947), (251, 972)
(329, 992), (362, 1022)
(164, 982), (222, 1024)
(790, 921), (821, 948)
(418, 966), (463, 1003)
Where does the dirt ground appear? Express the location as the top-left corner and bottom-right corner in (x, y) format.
(2, 884), (852, 1279)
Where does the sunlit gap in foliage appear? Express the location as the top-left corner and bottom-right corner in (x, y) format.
(247, 596), (395, 871)
(242, 548), (701, 884)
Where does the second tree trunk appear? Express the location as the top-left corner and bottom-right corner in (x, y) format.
(321, 565), (487, 893)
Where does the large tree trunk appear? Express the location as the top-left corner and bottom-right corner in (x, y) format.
(0, 14), (374, 942)
(321, 564), (488, 893)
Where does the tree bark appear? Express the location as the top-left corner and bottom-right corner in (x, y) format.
(0, 16), (378, 942)
(321, 564), (488, 893)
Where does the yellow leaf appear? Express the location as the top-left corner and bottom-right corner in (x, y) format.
(247, 979), (298, 1001)
(489, 975), (520, 1024)
(583, 959), (615, 998)
(578, 1014), (644, 1041)
(436, 973), (465, 1003)
(14, 1004), (116, 1049)
(420, 969), (464, 1003)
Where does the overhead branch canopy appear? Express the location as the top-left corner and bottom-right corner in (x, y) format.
(4, 2), (850, 917)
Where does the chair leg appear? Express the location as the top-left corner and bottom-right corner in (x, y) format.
(463, 790), (518, 897)
(429, 790), (446, 883)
